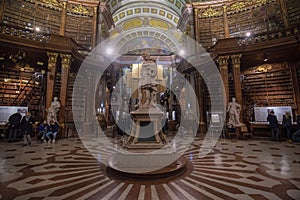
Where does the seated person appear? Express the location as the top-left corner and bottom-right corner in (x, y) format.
(44, 121), (59, 143)
(227, 123), (240, 139)
(38, 120), (48, 140)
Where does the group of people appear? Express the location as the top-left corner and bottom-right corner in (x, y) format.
(6, 97), (61, 146)
(267, 110), (300, 143)
(38, 120), (59, 143)
(7, 110), (35, 146)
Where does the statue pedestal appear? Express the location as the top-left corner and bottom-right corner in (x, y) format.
(107, 149), (186, 178)
(126, 106), (166, 149)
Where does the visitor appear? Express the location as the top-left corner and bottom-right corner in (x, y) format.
(7, 110), (22, 142)
(44, 120), (59, 143)
(282, 112), (292, 143)
(267, 110), (280, 142)
(292, 113), (300, 143)
(38, 120), (48, 141)
(20, 112), (35, 146)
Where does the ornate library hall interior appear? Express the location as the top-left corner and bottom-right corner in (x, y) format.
(0, 0), (300, 199)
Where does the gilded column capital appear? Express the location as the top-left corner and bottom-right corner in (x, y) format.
(231, 54), (242, 66)
(217, 56), (229, 66)
(61, 1), (67, 9)
(60, 54), (72, 69)
(47, 52), (58, 69)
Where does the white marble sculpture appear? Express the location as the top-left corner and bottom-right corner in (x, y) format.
(47, 97), (61, 123)
(136, 53), (158, 109)
(227, 97), (242, 126)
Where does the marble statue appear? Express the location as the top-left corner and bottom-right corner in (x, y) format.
(47, 97), (61, 124)
(136, 53), (158, 109)
(227, 97), (242, 126)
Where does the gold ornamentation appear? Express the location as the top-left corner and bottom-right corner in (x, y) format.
(60, 54), (72, 69)
(231, 54), (242, 65)
(202, 7), (220, 18)
(218, 56), (229, 66)
(43, 0), (62, 8)
(230, 2), (245, 11)
(256, 64), (272, 72)
(47, 52), (58, 69)
(71, 4), (90, 15)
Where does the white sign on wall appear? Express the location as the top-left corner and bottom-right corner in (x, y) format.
(0, 106), (28, 124)
(254, 106), (292, 122)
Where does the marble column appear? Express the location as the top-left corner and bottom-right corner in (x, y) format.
(195, 73), (206, 133)
(84, 69), (97, 133)
(59, 1), (67, 36)
(223, 5), (230, 38)
(59, 54), (72, 137)
(46, 52), (58, 109)
(218, 56), (230, 104)
(194, 8), (199, 43)
(278, 0), (290, 28)
(290, 62), (300, 114)
(231, 54), (243, 122)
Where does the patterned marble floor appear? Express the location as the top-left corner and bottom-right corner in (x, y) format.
(0, 135), (300, 200)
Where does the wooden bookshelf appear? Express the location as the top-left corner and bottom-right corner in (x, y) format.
(287, 0), (300, 26)
(242, 63), (295, 109)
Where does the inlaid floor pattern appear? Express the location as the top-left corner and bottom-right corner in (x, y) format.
(1, 135), (300, 200)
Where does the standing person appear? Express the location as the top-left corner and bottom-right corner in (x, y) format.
(7, 110), (22, 142)
(282, 112), (292, 143)
(21, 112), (35, 146)
(267, 110), (280, 142)
(292, 113), (300, 143)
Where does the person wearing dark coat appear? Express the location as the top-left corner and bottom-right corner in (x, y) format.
(7, 110), (22, 142)
(21, 112), (35, 146)
(267, 110), (280, 142)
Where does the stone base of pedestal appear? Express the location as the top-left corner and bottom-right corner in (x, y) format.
(125, 142), (164, 149)
(107, 151), (187, 179)
(127, 106), (167, 145)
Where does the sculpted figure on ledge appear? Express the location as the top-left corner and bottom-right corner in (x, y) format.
(227, 97), (242, 126)
(47, 97), (60, 124)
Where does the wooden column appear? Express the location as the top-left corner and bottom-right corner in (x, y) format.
(218, 56), (230, 104)
(278, 0), (290, 28)
(290, 62), (300, 114)
(46, 52), (58, 109)
(92, 6), (98, 48)
(59, 1), (67, 36)
(0, 0), (6, 21)
(223, 5), (230, 38)
(231, 54), (243, 121)
(96, 4), (104, 45)
(59, 54), (72, 137)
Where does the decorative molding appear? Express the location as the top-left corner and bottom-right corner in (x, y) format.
(201, 7), (220, 18)
(229, 2), (245, 12)
(47, 52), (58, 69)
(231, 54), (242, 65)
(255, 64), (272, 72)
(218, 56), (229, 66)
(71, 4), (91, 15)
(42, 0), (62, 8)
(60, 54), (72, 69)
